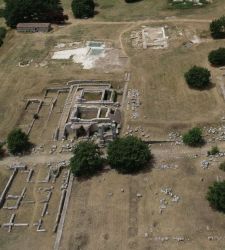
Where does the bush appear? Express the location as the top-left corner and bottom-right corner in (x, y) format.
(33, 114), (39, 120)
(71, 0), (95, 19)
(107, 136), (151, 174)
(184, 66), (211, 89)
(7, 128), (31, 155)
(207, 181), (225, 213)
(210, 16), (225, 39)
(70, 141), (103, 178)
(219, 162), (225, 171)
(182, 127), (204, 147)
(208, 146), (220, 156)
(208, 48), (225, 67)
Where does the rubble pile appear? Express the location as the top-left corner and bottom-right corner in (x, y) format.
(159, 187), (180, 214)
(127, 89), (141, 119)
(170, 0), (211, 7)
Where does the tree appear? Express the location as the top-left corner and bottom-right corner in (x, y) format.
(184, 66), (211, 89)
(70, 141), (103, 177)
(210, 16), (225, 39)
(207, 181), (225, 213)
(182, 127), (204, 147)
(71, 0), (95, 19)
(7, 128), (31, 155)
(208, 48), (225, 67)
(4, 0), (68, 28)
(107, 136), (151, 174)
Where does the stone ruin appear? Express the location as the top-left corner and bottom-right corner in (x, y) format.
(130, 26), (168, 49)
(127, 89), (141, 119)
(159, 187), (180, 214)
(55, 81), (122, 144)
(0, 162), (72, 236)
(169, 0), (211, 7)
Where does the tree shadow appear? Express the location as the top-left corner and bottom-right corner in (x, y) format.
(188, 82), (216, 91)
(125, 0), (143, 3)
(186, 139), (206, 148)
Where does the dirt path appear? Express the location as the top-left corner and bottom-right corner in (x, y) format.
(0, 153), (72, 167)
(0, 140), (224, 168)
(66, 17), (212, 54)
(70, 17), (212, 26)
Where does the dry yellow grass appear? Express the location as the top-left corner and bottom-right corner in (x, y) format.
(60, 144), (225, 250)
(0, 24), (127, 142)
(122, 22), (225, 139)
(1, 1), (225, 249)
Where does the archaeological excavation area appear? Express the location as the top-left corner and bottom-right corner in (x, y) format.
(17, 80), (123, 146)
(0, 161), (72, 250)
(2, 0), (225, 245)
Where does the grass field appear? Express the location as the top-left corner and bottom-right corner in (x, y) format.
(122, 22), (225, 139)
(61, 0), (225, 21)
(60, 144), (225, 250)
(97, 0), (225, 21)
(1, 1), (225, 250)
(0, 23), (126, 141)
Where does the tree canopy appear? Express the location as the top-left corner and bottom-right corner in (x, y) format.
(71, 0), (95, 19)
(182, 127), (204, 147)
(210, 16), (225, 39)
(207, 181), (225, 213)
(7, 128), (31, 155)
(107, 136), (151, 174)
(208, 48), (225, 67)
(184, 66), (211, 89)
(70, 141), (103, 178)
(4, 0), (68, 28)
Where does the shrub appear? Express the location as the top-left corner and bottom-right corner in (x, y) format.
(182, 127), (204, 147)
(207, 181), (225, 213)
(71, 0), (95, 19)
(208, 146), (220, 156)
(219, 162), (225, 171)
(184, 66), (211, 89)
(7, 128), (31, 155)
(210, 16), (225, 39)
(208, 48), (225, 67)
(70, 141), (103, 178)
(107, 136), (151, 174)
(33, 114), (39, 120)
